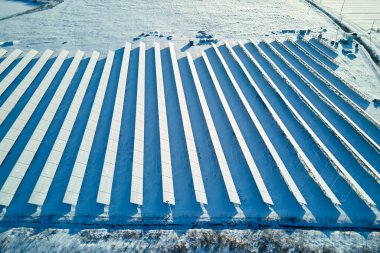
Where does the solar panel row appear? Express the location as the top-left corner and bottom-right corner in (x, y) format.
(28, 51), (85, 206)
(202, 50), (273, 206)
(241, 41), (341, 206)
(0, 50), (53, 124)
(0, 50), (92, 207)
(0, 49), (38, 97)
(0, 49), (22, 75)
(0, 50), (69, 167)
(97, 42), (131, 206)
(280, 41), (380, 153)
(154, 42), (175, 205)
(130, 42), (146, 206)
(263, 42), (376, 208)
(273, 42), (380, 184)
(0, 49), (7, 58)
(169, 42), (207, 205)
(186, 51), (241, 205)
(62, 51), (101, 206)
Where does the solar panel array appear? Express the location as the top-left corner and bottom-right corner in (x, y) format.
(239, 41), (340, 206)
(0, 40), (378, 221)
(186, 52), (240, 205)
(202, 51), (274, 206)
(0, 49), (22, 75)
(130, 42), (146, 206)
(264, 43), (376, 207)
(0, 49), (7, 58)
(62, 51), (100, 206)
(155, 42), (175, 206)
(0, 49), (38, 97)
(169, 42), (207, 205)
(0, 50), (69, 167)
(28, 51), (85, 206)
(0, 50), (87, 207)
(97, 42), (131, 206)
(0, 50), (54, 124)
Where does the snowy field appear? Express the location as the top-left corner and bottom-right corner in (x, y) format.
(0, 0), (380, 251)
(0, 0), (41, 19)
(317, 0), (380, 43)
(0, 228), (379, 252)
(0, 0), (341, 51)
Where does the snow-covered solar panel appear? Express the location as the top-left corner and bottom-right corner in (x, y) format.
(0, 50), (68, 166)
(186, 51), (240, 205)
(63, 51), (110, 206)
(0, 51), (86, 207)
(168, 42), (207, 205)
(0, 49), (22, 75)
(273, 42), (380, 184)
(58, 51), (100, 206)
(223, 41), (307, 206)
(0, 49), (38, 97)
(0, 50), (53, 124)
(155, 42), (175, 205)
(97, 42), (131, 206)
(27, 51), (85, 206)
(240, 41), (340, 206)
(0, 49), (7, 58)
(281, 41), (380, 153)
(264, 42), (376, 207)
(302, 38), (337, 65)
(291, 39), (371, 108)
(130, 42), (146, 206)
(202, 50), (273, 206)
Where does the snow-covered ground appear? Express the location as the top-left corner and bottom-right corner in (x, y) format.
(316, 0), (380, 49)
(0, 0), (41, 19)
(0, 228), (379, 252)
(0, 0), (339, 51)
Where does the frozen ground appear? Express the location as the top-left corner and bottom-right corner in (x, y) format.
(0, 228), (379, 252)
(0, 0), (340, 51)
(0, 0), (41, 19)
(316, 0), (380, 51)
